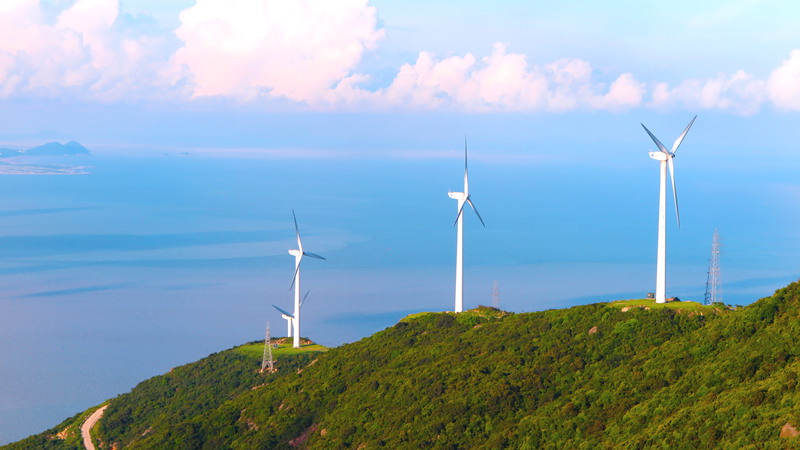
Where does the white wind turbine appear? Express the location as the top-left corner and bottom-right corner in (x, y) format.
(641, 115), (696, 303)
(287, 211), (325, 347)
(448, 137), (485, 313)
(272, 290), (309, 339)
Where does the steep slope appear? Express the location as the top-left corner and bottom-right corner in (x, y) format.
(604, 281), (800, 447)
(10, 282), (800, 448)
(108, 305), (716, 448)
(6, 341), (323, 449)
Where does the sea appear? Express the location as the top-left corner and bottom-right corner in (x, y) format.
(1, 149), (798, 443)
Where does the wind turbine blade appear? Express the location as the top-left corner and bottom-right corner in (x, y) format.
(668, 157), (680, 228)
(303, 251), (326, 260)
(272, 304), (294, 318)
(463, 137), (470, 194)
(292, 209), (302, 251)
(466, 197), (485, 227)
(464, 136), (468, 174)
(671, 115), (697, 154)
(641, 124), (670, 155)
(300, 290), (310, 308)
(289, 262), (301, 291)
(453, 201), (466, 226)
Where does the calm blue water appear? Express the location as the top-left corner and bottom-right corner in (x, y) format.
(1, 152), (798, 443)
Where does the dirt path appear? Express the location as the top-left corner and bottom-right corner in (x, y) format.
(81, 404), (108, 450)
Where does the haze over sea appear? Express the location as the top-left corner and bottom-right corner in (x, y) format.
(0, 135), (798, 443)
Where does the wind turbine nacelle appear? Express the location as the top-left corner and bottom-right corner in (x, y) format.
(281, 314), (292, 320)
(288, 249), (302, 256)
(649, 151), (668, 161)
(448, 191), (465, 200)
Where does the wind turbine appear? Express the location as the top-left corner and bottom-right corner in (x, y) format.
(448, 137), (485, 313)
(288, 211), (325, 347)
(641, 115), (696, 303)
(272, 290), (309, 339)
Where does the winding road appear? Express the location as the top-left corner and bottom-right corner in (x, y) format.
(81, 404), (108, 450)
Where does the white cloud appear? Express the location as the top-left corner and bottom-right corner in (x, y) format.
(380, 43), (645, 112)
(170, 0), (384, 103)
(591, 73), (646, 111)
(767, 49), (800, 111)
(651, 70), (765, 116)
(0, 0), (174, 100)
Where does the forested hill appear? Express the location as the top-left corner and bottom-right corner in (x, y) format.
(10, 281), (800, 448)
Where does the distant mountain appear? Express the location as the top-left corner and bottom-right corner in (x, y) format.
(0, 141), (91, 158)
(9, 282), (800, 448)
(24, 141), (90, 156)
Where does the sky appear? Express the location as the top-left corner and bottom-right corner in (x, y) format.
(1, 0), (800, 129)
(0, 0), (797, 187)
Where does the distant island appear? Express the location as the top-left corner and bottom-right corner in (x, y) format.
(0, 141), (91, 175)
(0, 141), (91, 158)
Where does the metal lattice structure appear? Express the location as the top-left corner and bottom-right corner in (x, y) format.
(704, 229), (722, 305)
(261, 321), (275, 373)
(492, 280), (500, 309)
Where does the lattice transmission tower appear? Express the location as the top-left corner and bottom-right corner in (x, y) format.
(704, 229), (722, 305)
(261, 321), (275, 373)
(491, 280), (500, 309)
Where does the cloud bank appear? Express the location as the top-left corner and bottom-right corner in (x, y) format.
(380, 44), (645, 112)
(0, 0), (799, 115)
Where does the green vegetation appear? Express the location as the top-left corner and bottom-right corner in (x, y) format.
(608, 298), (729, 314)
(10, 281), (800, 448)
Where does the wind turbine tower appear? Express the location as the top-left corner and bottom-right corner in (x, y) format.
(704, 229), (723, 305)
(448, 137), (485, 313)
(272, 290), (309, 340)
(261, 321), (274, 373)
(288, 211), (325, 348)
(641, 116), (696, 303)
(273, 304), (294, 339)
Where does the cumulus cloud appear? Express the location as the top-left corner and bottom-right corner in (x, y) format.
(767, 50), (800, 111)
(170, 0), (384, 103)
(0, 0), (174, 100)
(591, 73), (646, 111)
(651, 70), (766, 116)
(381, 43), (645, 112)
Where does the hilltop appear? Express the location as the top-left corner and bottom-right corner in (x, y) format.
(608, 297), (730, 314)
(8, 282), (800, 448)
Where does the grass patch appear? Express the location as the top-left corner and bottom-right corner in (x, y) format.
(608, 298), (727, 314)
(401, 306), (509, 324)
(401, 311), (438, 322)
(233, 339), (328, 359)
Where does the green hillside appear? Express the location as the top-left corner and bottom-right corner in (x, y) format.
(9, 282), (800, 448)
